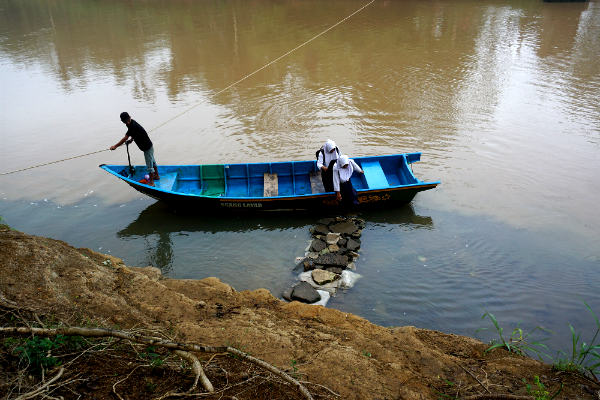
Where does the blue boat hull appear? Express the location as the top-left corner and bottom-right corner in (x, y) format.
(100, 153), (439, 211)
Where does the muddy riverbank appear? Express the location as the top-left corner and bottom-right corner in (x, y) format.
(1, 228), (597, 399)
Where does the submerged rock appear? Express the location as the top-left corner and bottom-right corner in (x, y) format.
(312, 290), (331, 306)
(317, 217), (336, 226)
(329, 221), (359, 235)
(282, 287), (293, 301)
(291, 282), (321, 303)
(313, 224), (330, 235)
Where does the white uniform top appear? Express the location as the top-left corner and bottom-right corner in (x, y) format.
(317, 148), (340, 169)
(333, 157), (363, 192)
(317, 139), (339, 169)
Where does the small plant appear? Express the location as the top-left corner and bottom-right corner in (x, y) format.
(553, 302), (600, 380)
(0, 216), (10, 230)
(144, 378), (157, 393)
(523, 375), (562, 400)
(434, 378), (457, 399)
(139, 345), (164, 367)
(478, 312), (549, 359)
(362, 350), (372, 357)
(289, 359), (299, 378)
(13, 336), (64, 373)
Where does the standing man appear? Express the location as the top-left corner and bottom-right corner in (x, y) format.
(316, 139), (340, 192)
(110, 112), (159, 186)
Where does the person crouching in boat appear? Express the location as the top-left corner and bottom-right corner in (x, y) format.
(316, 139), (340, 192)
(333, 155), (364, 208)
(110, 112), (159, 186)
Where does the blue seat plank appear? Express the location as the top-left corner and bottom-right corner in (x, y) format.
(156, 172), (178, 191)
(361, 161), (389, 189)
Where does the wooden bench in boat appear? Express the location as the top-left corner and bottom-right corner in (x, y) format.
(264, 173), (278, 197)
(361, 160), (389, 189)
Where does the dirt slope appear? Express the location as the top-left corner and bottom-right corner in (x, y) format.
(0, 229), (597, 399)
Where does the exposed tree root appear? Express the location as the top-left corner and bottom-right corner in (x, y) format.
(0, 326), (314, 400)
(174, 349), (214, 393)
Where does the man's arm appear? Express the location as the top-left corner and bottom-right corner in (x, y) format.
(110, 135), (130, 151)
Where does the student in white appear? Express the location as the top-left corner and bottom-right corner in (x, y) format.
(333, 155), (364, 206)
(316, 139), (340, 192)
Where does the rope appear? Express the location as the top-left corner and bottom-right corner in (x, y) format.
(148, 0), (375, 134)
(0, 149), (110, 176)
(0, 0), (375, 176)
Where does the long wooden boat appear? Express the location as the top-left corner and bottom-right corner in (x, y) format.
(99, 153), (439, 211)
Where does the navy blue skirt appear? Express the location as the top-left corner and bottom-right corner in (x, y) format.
(340, 180), (358, 208)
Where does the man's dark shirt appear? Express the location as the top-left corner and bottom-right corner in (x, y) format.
(126, 119), (152, 152)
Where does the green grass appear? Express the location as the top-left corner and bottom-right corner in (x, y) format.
(552, 302), (600, 381)
(477, 312), (550, 359)
(523, 375), (562, 400)
(0, 216), (11, 230)
(10, 334), (86, 374)
(479, 303), (600, 382)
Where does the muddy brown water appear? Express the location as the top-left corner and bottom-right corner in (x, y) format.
(1, 0), (599, 357)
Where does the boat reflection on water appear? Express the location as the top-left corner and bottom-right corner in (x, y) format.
(117, 201), (434, 274)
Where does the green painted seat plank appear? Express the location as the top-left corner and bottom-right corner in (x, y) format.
(201, 164), (226, 197)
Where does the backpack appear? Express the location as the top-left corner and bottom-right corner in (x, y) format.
(315, 146), (340, 161)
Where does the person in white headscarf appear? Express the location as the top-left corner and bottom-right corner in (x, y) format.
(333, 154), (364, 208)
(316, 139), (340, 192)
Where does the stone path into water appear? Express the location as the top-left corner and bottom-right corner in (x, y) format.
(282, 216), (365, 306)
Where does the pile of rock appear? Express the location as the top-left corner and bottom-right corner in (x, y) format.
(282, 216), (365, 305)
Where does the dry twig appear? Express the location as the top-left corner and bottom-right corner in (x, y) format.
(1, 326), (314, 400)
(14, 367), (64, 400)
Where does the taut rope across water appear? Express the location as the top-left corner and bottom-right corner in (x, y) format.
(1, 0), (375, 176)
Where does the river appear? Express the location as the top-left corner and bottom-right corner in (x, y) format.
(1, 0), (599, 356)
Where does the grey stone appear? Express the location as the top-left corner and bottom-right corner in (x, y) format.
(346, 238), (361, 251)
(282, 287), (293, 301)
(351, 229), (363, 239)
(312, 269), (340, 285)
(329, 221), (359, 235)
(291, 282), (321, 303)
(317, 217), (336, 226)
(325, 267), (344, 275)
(302, 258), (316, 271)
(306, 252), (319, 259)
(313, 224), (330, 235)
(352, 218), (366, 229)
(310, 239), (327, 252)
(338, 238), (347, 247)
(314, 253), (349, 267)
